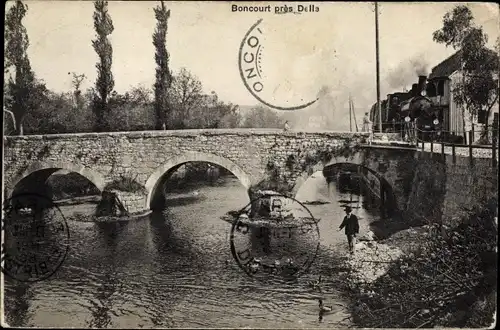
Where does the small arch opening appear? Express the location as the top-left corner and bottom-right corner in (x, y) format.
(148, 161), (250, 212)
(11, 168), (103, 220)
(294, 163), (398, 240)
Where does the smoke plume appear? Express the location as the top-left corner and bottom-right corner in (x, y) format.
(387, 55), (429, 90)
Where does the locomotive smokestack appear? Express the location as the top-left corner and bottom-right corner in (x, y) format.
(411, 84), (418, 97)
(417, 75), (427, 95)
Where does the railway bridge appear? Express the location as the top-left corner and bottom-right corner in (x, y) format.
(1, 129), (449, 216)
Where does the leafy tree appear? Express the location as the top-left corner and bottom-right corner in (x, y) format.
(106, 86), (155, 131)
(68, 72), (87, 109)
(92, 0), (115, 132)
(21, 84), (155, 135)
(23, 89), (94, 135)
(168, 68), (204, 128)
(166, 69), (241, 129)
(128, 84), (153, 105)
(23, 90), (72, 134)
(433, 5), (499, 142)
(190, 91), (241, 129)
(432, 6), (475, 49)
(209, 95), (241, 129)
(4, 1), (38, 135)
(241, 106), (286, 128)
(153, 0), (172, 129)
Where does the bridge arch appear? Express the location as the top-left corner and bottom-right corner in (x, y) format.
(325, 162), (398, 215)
(6, 161), (106, 198)
(292, 155), (399, 215)
(145, 151), (252, 209)
(291, 152), (364, 196)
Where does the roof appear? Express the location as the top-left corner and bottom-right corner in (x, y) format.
(428, 50), (462, 80)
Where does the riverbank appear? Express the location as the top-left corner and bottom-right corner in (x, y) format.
(54, 195), (100, 206)
(67, 209), (153, 223)
(338, 199), (497, 328)
(45, 163), (231, 202)
(94, 210), (153, 223)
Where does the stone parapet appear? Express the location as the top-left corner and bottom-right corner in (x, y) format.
(4, 128), (373, 140)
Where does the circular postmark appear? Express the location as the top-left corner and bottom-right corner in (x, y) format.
(2, 193), (70, 282)
(229, 192), (320, 279)
(238, 19), (319, 111)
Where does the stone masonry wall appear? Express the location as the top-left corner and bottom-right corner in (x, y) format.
(4, 129), (494, 219)
(4, 129), (375, 211)
(440, 155), (498, 227)
(404, 151), (498, 227)
(112, 190), (148, 215)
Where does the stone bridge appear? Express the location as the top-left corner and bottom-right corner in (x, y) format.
(3, 129), (416, 215)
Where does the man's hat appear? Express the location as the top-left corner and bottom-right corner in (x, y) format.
(344, 206), (352, 212)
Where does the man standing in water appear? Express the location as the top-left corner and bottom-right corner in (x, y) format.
(339, 206), (359, 254)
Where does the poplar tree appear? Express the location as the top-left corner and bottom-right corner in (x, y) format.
(152, 1), (172, 129)
(5, 0), (36, 135)
(92, 0), (115, 132)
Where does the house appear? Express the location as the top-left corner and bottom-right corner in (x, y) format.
(427, 50), (499, 143)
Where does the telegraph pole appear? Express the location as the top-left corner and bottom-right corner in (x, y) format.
(352, 98), (359, 132)
(375, 2), (382, 132)
(349, 94), (352, 132)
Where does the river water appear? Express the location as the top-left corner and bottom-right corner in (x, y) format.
(3, 172), (380, 328)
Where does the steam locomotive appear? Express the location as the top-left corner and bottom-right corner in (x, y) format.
(369, 75), (446, 141)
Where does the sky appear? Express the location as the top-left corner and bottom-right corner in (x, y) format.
(5, 1), (500, 130)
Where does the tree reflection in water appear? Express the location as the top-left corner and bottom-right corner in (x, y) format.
(144, 211), (195, 327)
(87, 222), (122, 328)
(4, 282), (35, 327)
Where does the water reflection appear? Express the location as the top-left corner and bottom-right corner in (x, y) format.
(86, 222), (120, 328)
(87, 271), (118, 328)
(3, 197), (71, 283)
(150, 212), (185, 255)
(4, 176), (382, 328)
(4, 283), (34, 327)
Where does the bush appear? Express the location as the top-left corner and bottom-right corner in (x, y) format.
(347, 197), (497, 328)
(104, 175), (146, 194)
(22, 90), (94, 135)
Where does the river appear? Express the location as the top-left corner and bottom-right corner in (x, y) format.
(3, 172), (381, 328)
